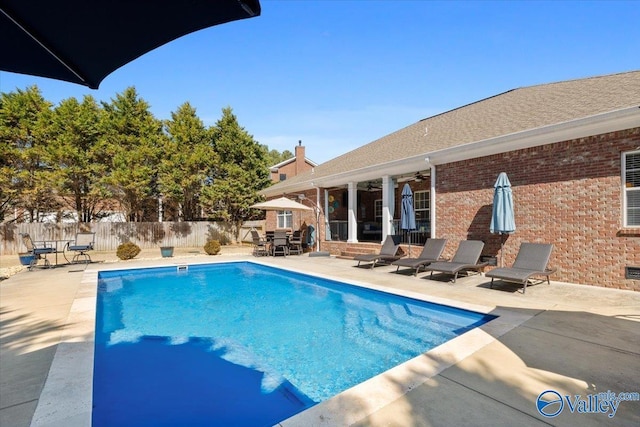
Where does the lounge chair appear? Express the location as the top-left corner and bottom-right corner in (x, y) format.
(486, 242), (556, 293)
(391, 238), (447, 276)
(250, 229), (268, 256)
(20, 233), (55, 270)
(67, 232), (95, 264)
(423, 240), (488, 282)
(354, 235), (403, 269)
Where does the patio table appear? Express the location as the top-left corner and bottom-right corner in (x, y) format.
(42, 239), (73, 267)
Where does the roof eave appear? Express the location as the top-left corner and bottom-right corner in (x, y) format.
(269, 157), (319, 172)
(427, 105), (640, 166)
(260, 105), (640, 196)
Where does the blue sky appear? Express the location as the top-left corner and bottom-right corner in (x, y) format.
(1, 1), (638, 164)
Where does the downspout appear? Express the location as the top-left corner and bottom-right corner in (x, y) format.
(316, 185), (321, 252)
(301, 183), (324, 252)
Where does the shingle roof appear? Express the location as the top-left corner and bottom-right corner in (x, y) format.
(266, 70), (640, 192)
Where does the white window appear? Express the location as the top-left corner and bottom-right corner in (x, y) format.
(623, 151), (640, 227)
(374, 199), (382, 222)
(414, 190), (430, 223)
(277, 210), (292, 229)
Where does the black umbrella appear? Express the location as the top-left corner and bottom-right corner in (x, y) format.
(0, 0), (261, 89)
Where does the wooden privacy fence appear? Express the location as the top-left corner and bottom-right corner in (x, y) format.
(0, 221), (265, 256)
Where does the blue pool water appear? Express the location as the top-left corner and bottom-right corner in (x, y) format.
(93, 262), (496, 426)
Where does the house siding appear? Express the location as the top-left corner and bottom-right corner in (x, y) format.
(436, 127), (640, 290)
(271, 160), (315, 182)
(269, 144), (315, 182)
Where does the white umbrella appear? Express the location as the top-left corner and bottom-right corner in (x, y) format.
(250, 197), (312, 211)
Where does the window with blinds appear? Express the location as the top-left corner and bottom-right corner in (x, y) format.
(624, 151), (640, 227)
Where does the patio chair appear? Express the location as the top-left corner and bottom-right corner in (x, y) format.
(486, 242), (556, 293)
(391, 238), (448, 276)
(67, 232), (95, 264)
(250, 230), (269, 257)
(271, 230), (289, 257)
(288, 230), (303, 255)
(423, 240), (488, 282)
(354, 235), (404, 269)
(20, 233), (55, 270)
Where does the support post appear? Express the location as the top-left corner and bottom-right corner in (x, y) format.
(347, 181), (358, 243)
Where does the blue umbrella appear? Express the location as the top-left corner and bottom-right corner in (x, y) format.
(490, 172), (516, 266)
(401, 183), (416, 253)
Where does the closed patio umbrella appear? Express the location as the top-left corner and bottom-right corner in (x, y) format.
(490, 172), (516, 267)
(400, 183), (416, 254)
(0, 0), (261, 89)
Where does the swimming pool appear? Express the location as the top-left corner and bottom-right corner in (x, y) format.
(93, 262), (496, 426)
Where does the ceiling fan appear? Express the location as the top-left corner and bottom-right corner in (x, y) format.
(413, 171), (427, 182)
(397, 171), (428, 183)
(366, 181), (382, 191)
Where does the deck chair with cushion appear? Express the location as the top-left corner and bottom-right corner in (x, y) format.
(486, 242), (556, 293)
(423, 240), (488, 282)
(391, 238), (448, 276)
(20, 233), (55, 270)
(250, 230), (268, 256)
(67, 232), (95, 264)
(354, 235), (403, 269)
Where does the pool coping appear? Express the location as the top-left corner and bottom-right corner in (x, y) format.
(29, 258), (534, 427)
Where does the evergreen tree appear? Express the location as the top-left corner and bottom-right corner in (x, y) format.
(201, 107), (271, 241)
(0, 86), (57, 222)
(1, 85), (277, 229)
(160, 102), (216, 221)
(46, 95), (105, 222)
(97, 87), (163, 222)
(262, 146), (294, 166)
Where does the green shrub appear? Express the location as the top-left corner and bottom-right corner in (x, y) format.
(116, 242), (141, 260)
(204, 240), (221, 255)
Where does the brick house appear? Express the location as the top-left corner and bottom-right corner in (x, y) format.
(260, 71), (640, 290)
(269, 141), (317, 183)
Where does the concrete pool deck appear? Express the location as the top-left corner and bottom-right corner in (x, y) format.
(1, 247), (639, 426)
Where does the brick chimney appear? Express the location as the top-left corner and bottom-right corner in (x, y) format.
(295, 140), (305, 175)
